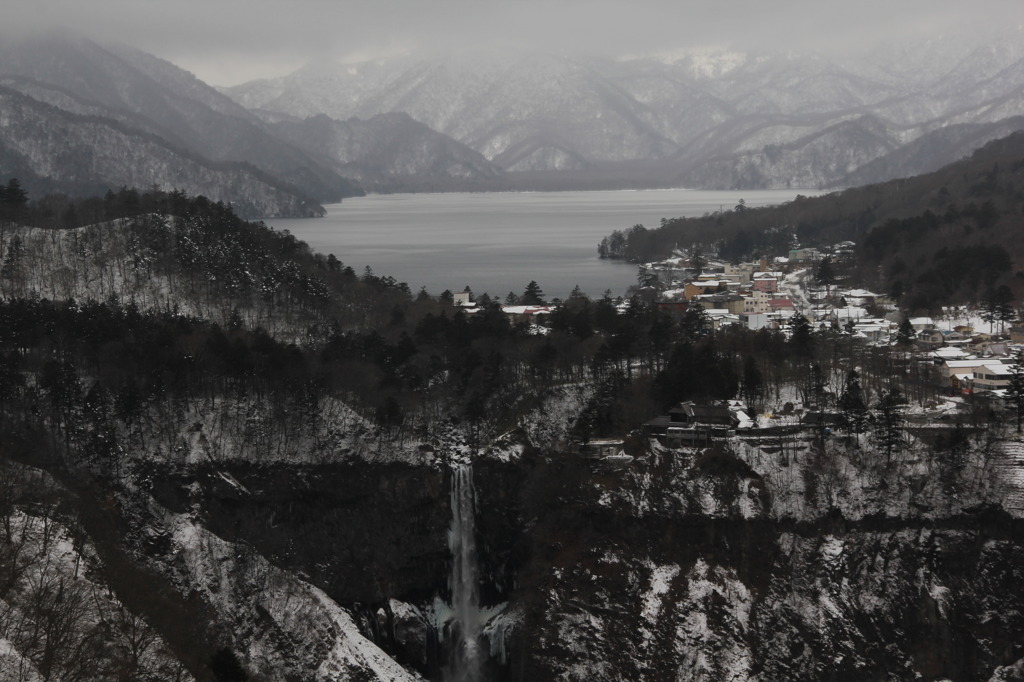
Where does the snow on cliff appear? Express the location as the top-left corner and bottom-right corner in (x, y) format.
(167, 512), (421, 680)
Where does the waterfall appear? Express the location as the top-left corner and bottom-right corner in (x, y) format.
(446, 461), (483, 682)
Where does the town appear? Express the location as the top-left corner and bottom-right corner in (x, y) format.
(444, 239), (1024, 473)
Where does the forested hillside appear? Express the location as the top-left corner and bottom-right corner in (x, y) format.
(0, 32), (364, 216)
(600, 130), (1024, 311)
(0, 85), (331, 218)
(2, 176), (1024, 680)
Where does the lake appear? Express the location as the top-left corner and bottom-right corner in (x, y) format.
(266, 189), (818, 301)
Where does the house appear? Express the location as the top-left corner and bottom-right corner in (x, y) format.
(669, 402), (738, 427)
(977, 341), (1010, 357)
(841, 289), (878, 305)
(852, 320), (891, 344)
(740, 313), (770, 331)
(806, 288), (829, 304)
(950, 373), (973, 393)
(917, 329), (946, 349)
(701, 309), (740, 330)
(942, 359), (999, 377)
(645, 401), (740, 442)
(767, 298), (796, 315)
(931, 347), (973, 362)
(581, 439), (626, 459)
(697, 292), (746, 315)
(752, 275), (779, 294)
(833, 306), (869, 325)
(502, 305), (555, 323)
(683, 280), (729, 300)
(972, 363), (1017, 393)
(742, 290), (774, 315)
(702, 260), (727, 275)
(910, 317), (936, 331)
(788, 247), (822, 263)
(942, 359), (1006, 391)
(724, 262), (757, 285)
(968, 333), (995, 347)
(580, 439), (634, 467)
(801, 412), (843, 430)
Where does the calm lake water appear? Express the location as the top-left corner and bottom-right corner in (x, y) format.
(267, 189), (817, 300)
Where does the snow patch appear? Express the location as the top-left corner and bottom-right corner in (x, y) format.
(168, 513), (419, 680)
(641, 563), (680, 623)
(0, 637), (44, 682)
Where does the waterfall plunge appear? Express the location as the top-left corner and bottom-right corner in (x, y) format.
(446, 462), (483, 682)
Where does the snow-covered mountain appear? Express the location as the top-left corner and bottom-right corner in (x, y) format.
(4, 31), (1021, 201)
(0, 85), (326, 218)
(225, 33), (1024, 188)
(0, 32), (361, 211)
(266, 111), (504, 192)
(0, 33), (506, 211)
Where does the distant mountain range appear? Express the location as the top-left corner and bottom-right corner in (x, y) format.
(0, 84), (328, 218)
(264, 111), (504, 193)
(0, 33), (517, 214)
(1, 31), (1023, 215)
(226, 35), (1024, 190)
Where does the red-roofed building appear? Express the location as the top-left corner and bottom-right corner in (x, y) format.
(753, 275), (779, 293)
(767, 298), (796, 313)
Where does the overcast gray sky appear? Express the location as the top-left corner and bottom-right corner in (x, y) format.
(9, 0), (1024, 85)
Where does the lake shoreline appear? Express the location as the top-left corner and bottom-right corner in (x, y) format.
(268, 189), (818, 300)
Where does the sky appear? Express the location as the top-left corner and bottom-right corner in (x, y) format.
(6, 0), (1024, 86)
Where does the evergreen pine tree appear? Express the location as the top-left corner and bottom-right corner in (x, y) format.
(1006, 349), (1024, 434)
(981, 285), (1015, 334)
(680, 302), (710, 339)
(741, 355), (765, 413)
(0, 178), (27, 221)
(690, 245), (706, 277)
(838, 369), (868, 442)
(896, 317), (916, 346)
(522, 280), (546, 305)
(872, 388), (908, 461)
(788, 313), (814, 356)
(816, 256), (836, 297)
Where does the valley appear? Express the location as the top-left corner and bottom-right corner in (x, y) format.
(1, 16), (1024, 682)
(0, 132), (1023, 678)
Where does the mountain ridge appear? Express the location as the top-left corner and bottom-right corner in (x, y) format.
(223, 38), (1024, 189)
(0, 84), (329, 217)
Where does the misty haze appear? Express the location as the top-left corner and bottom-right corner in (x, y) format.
(1, 2), (1024, 681)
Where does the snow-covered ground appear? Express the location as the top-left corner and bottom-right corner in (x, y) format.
(167, 512), (421, 680)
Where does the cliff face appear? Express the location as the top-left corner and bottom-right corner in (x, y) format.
(144, 461), (450, 604)
(502, 449), (1024, 681)
(3, 205), (1024, 681)
(520, 519), (1024, 680)
(6, 398), (1024, 680)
